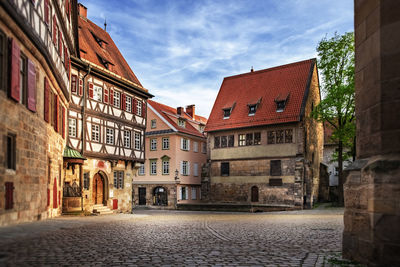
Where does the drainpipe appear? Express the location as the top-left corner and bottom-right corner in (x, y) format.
(80, 64), (91, 212)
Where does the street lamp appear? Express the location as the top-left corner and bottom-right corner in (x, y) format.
(174, 169), (179, 209)
(174, 169), (179, 181)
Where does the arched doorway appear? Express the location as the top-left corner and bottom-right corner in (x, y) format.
(93, 173), (104, 204)
(251, 186), (259, 202)
(153, 186), (168, 206)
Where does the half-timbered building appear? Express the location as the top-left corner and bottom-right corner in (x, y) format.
(64, 4), (152, 213)
(204, 59), (323, 209)
(0, 0), (77, 226)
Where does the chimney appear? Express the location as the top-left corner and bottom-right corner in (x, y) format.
(78, 3), (87, 19)
(177, 107), (183, 115)
(186, 105), (195, 118)
(251, 66), (254, 72)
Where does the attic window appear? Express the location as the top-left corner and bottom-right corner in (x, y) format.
(223, 108), (231, 119)
(97, 54), (112, 70)
(248, 98), (261, 116)
(274, 93), (290, 112)
(91, 32), (107, 48)
(178, 119), (185, 128)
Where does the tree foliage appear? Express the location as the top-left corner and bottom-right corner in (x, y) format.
(312, 32), (355, 205)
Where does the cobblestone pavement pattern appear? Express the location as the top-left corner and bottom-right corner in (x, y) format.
(0, 208), (351, 266)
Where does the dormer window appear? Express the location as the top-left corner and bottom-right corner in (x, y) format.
(248, 105), (257, 116)
(97, 54), (112, 70)
(178, 119), (185, 128)
(276, 101), (286, 112)
(91, 32), (107, 48)
(274, 93), (290, 112)
(223, 108), (231, 119)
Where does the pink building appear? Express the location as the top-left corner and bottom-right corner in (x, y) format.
(133, 100), (207, 208)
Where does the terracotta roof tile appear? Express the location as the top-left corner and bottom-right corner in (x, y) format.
(205, 59), (316, 132)
(78, 16), (142, 86)
(148, 100), (207, 138)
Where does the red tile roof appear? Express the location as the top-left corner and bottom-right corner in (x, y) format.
(148, 100), (207, 138)
(78, 16), (142, 87)
(205, 59), (316, 132)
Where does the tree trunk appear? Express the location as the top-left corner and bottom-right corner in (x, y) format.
(338, 140), (344, 206)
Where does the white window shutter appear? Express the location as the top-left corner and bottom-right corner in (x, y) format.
(188, 140), (190, 151)
(180, 161), (183, 175)
(180, 138), (183, 150)
(194, 163), (198, 176)
(179, 187), (182, 200)
(188, 161), (190, 175)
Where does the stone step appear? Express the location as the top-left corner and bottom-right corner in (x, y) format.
(92, 204), (114, 215)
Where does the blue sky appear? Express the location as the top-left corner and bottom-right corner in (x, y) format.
(80, 0), (354, 117)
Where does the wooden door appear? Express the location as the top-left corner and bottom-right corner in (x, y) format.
(138, 187), (146, 205)
(93, 173), (103, 204)
(251, 186), (259, 202)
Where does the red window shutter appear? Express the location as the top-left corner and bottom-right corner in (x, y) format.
(27, 59), (37, 112)
(44, 77), (50, 122)
(47, 188), (50, 207)
(53, 178), (57, 209)
(110, 89), (114, 105)
(79, 79), (83, 96)
(104, 88), (109, 103)
(53, 16), (57, 44)
(58, 30), (62, 56)
(88, 82), (93, 98)
(5, 182), (14, 210)
(54, 95), (59, 132)
(122, 93), (126, 110)
(62, 106), (65, 139)
(71, 75), (77, 93)
(64, 46), (68, 70)
(133, 98), (137, 114)
(58, 191), (61, 206)
(142, 101), (146, 117)
(44, 0), (49, 24)
(113, 199), (118, 210)
(9, 39), (20, 102)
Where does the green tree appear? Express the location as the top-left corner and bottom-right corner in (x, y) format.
(312, 32), (355, 206)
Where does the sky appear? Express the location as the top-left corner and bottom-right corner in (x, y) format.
(80, 0), (354, 118)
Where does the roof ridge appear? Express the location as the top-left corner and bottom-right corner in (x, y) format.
(224, 58), (316, 81)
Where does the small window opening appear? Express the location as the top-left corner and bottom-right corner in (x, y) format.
(223, 108), (231, 119)
(276, 100), (286, 112)
(248, 104), (257, 115)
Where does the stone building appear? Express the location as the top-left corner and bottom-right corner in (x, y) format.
(343, 1), (400, 266)
(0, 0), (77, 226)
(133, 100), (207, 209)
(204, 59), (323, 209)
(64, 4), (153, 214)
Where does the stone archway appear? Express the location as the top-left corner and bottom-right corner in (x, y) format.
(153, 186), (168, 206)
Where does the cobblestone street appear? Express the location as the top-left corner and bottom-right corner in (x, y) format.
(0, 208), (348, 266)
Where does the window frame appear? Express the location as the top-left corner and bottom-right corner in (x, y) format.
(136, 100), (142, 116)
(191, 187), (197, 200)
(162, 159), (169, 175)
(150, 160), (157, 175)
(238, 134), (245, 146)
(182, 161), (188, 176)
(6, 133), (16, 170)
(91, 124), (100, 142)
(83, 172), (90, 190)
(254, 132), (261, 145)
(138, 164), (145, 175)
(178, 119), (185, 128)
(123, 130), (131, 148)
(19, 54), (27, 105)
(270, 160), (282, 176)
(126, 95), (132, 112)
(0, 29), (7, 92)
(248, 104), (257, 116)
(113, 90), (120, 108)
(113, 171), (124, 189)
(150, 138), (157, 151)
(106, 127), (114, 145)
(162, 137), (170, 150)
(134, 131), (141, 150)
(68, 118), (77, 138)
(151, 119), (156, 128)
(181, 138), (189, 151)
(221, 162), (230, 176)
(92, 84), (103, 102)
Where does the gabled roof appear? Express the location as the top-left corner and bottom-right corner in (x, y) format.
(205, 59), (316, 132)
(78, 16), (142, 87)
(148, 100), (207, 138)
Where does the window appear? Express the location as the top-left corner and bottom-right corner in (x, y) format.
(134, 131), (141, 150)
(178, 119), (185, 127)
(228, 135), (234, 147)
(267, 131), (275, 144)
(5, 182), (14, 210)
(83, 172), (90, 190)
(194, 163), (199, 177)
(162, 137), (169, 150)
(285, 129), (293, 143)
(248, 104), (257, 115)
(223, 108), (231, 119)
(126, 96), (132, 112)
(150, 160), (157, 175)
(181, 161), (189, 175)
(0, 30), (7, 92)
(150, 138), (157, 150)
(239, 134), (246, 146)
(246, 133), (253, 146)
(68, 118), (76, 137)
(124, 130), (131, 148)
(193, 141), (198, 152)
(276, 100), (286, 112)
(221, 136), (227, 148)
(269, 178), (283, 186)
(201, 142), (206, 153)
(138, 164), (145, 175)
(181, 138), (189, 151)
(251, 186), (259, 202)
(71, 75), (77, 94)
(106, 128), (114, 145)
(19, 54), (27, 105)
(151, 119), (156, 128)
(136, 100), (142, 116)
(113, 171), (124, 189)
(214, 136), (220, 148)
(276, 130), (284, 144)
(191, 187), (197, 200)
(270, 160), (282, 176)
(6, 133), (16, 170)
(93, 85), (102, 102)
(162, 160), (169, 175)
(113, 91), (120, 108)
(91, 124), (99, 142)
(181, 187), (187, 200)
(221, 162), (229, 176)
(254, 132), (261, 145)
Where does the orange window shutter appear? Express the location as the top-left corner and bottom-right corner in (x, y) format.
(27, 59), (37, 112)
(9, 39), (20, 102)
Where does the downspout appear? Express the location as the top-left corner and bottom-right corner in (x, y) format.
(80, 64), (91, 211)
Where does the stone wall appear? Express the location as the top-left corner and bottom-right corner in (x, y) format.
(132, 183), (177, 209)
